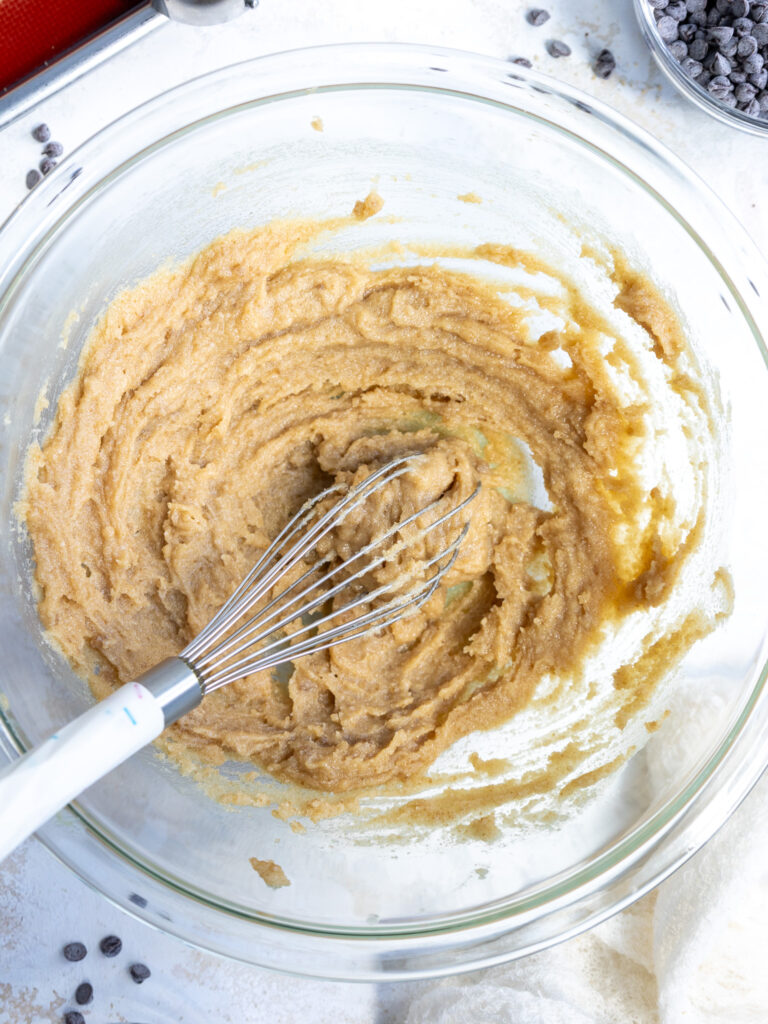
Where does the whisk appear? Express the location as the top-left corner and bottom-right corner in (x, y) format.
(0, 454), (477, 862)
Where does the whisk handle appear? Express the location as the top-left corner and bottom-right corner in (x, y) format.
(0, 659), (202, 863)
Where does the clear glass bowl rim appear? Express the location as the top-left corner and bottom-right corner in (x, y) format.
(0, 42), (767, 974)
(633, 0), (768, 137)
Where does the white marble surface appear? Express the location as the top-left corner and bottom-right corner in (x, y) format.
(1, 1), (766, 1021)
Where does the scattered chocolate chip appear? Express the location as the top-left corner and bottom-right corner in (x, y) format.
(526, 8), (550, 26)
(63, 942), (87, 962)
(25, 169), (40, 189)
(39, 157), (56, 175)
(129, 892), (148, 908)
(129, 962), (151, 984)
(63, 1013), (85, 1024)
(32, 123), (50, 142)
(547, 39), (571, 57)
(594, 48), (617, 77)
(43, 141), (64, 158)
(99, 934), (122, 957)
(74, 982), (93, 1006)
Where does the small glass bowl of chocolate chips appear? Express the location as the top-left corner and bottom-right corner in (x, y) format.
(635, 0), (768, 133)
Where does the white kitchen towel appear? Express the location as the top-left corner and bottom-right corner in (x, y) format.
(405, 683), (768, 1024)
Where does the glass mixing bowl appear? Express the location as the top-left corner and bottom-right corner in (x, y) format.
(1, 44), (767, 980)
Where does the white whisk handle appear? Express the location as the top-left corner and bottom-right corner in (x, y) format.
(0, 676), (175, 864)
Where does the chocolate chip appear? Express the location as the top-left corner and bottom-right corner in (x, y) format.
(730, 68), (748, 81)
(721, 35), (739, 56)
(526, 7), (550, 25)
(731, 0), (751, 16)
(63, 943), (87, 962)
(679, 21), (698, 40)
(738, 34), (759, 57)
(43, 141), (63, 158)
(682, 56), (704, 76)
(74, 982), (93, 1006)
(735, 80), (758, 99)
(669, 39), (689, 59)
(708, 25), (733, 45)
(25, 169), (40, 189)
(749, 66), (768, 86)
(711, 51), (732, 75)
(32, 123), (50, 143)
(547, 39), (571, 57)
(686, 0), (707, 9)
(129, 962), (151, 983)
(667, 0), (688, 19)
(63, 1014), (85, 1024)
(99, 934), (122, 957)
(689, 36), (709, 59)
(39, 157), (56, 175)
(658, 15), (680, 40)
(129, 892), (148, 908)
(742, 94), (762, 112)
(733, 16), (755, 35)
(594, 48), (617, 77)
(708, 74), (733, 97)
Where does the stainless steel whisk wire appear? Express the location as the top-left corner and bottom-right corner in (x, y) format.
(183, 454), (478, 692)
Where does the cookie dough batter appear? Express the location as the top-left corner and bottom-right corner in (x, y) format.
(24, 215), (725, 801)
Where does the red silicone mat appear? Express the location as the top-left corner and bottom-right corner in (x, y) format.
(0, 0), (144, 93)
